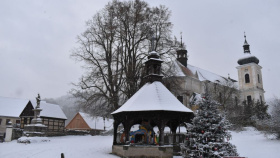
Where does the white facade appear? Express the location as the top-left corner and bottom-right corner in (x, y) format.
(237, 62), (265, 103)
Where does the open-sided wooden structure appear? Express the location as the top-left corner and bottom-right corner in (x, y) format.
(111, 51), (194, 146)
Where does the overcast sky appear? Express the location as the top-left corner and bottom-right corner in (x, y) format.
(1, 0), (279, 101)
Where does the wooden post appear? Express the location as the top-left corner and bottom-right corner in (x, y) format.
(113, 121), (119, 145)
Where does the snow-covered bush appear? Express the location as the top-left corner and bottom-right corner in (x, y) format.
(256, 98), (280, 139)
(17, 137), (50, 144)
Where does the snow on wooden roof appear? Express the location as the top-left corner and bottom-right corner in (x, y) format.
(112, 81), (193, 114)
(0, 96), (29, 118)
(79, 112), (113, 130)
(30, 101), (67, 120)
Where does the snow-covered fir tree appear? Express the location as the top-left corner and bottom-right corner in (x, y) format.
(180, 92), (239, 158)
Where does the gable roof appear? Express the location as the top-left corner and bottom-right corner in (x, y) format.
(112, 81), (193, 114)
(30, 101), (67, 120)
(0, 96), (29, 118)
(79, 112), (113, 130)
(172, 60), (237, 86)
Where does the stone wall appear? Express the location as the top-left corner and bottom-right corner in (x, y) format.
(112, 145), (173, 158)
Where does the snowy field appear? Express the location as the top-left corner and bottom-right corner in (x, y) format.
(230, 127), (280, 158)
(0, 135), (118, 158)
(0, 127), (279, 158)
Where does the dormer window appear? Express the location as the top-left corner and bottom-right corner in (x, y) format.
(245, 74), (250, 83)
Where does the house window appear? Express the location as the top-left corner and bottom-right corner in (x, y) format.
(258, 74), (260, 83)
(0, 119), (2, 125)
(6, 119), (11, 125)
(245, 74), (250, 83)
(247, 95), (252, 105)
(24, 118), (27, 124)
(177, 96), (183, 103)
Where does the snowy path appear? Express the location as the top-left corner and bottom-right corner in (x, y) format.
(230, 127), (280, 158)
(1, 128), (280, 158)
(0, 135), (119, 158)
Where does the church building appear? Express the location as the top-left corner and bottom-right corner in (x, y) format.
(167, 35), (265, 107)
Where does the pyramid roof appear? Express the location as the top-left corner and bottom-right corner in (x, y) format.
(112, 81), (193, 114)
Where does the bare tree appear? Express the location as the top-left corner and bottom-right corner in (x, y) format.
(210, 80), (239, 112)
(71, 0), (179, 117)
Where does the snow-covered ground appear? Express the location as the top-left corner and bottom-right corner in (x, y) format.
(0, 135), (118, 158)
(0, 127), (279, 158)
(230, 127), (280, 158)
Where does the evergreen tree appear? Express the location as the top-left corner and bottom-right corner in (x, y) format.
(180, 92), (239, 158)
(253, 100), (270, 120)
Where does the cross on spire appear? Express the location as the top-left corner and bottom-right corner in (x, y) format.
(149, 29), (156, 51)
(243, 32), (250, 53)
(180, 32), (183, 48)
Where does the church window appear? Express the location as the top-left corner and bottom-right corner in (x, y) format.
(260, 96), (262, 103)
(177, 96), (183, 103)
(245, 74), (250, 83)
(258, 74), (260, 83)
(247, 95), (252, 105)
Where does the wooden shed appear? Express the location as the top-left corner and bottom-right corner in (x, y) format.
(66, 112), (113, 135)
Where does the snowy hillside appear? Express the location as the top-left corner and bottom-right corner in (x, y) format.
(0, 127), (279, 158)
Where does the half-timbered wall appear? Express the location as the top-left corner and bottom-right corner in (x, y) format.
(20, 117), (65, 132)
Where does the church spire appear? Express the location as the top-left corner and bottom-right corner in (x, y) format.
(238, 32), (259, 65)
(176, 32), (188, 67)
(180, 32), (183, 48)
(243, 32), (250, 54)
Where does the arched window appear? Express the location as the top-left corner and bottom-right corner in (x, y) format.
(245, 74), (250, 83)
(258, 74), (260, 83)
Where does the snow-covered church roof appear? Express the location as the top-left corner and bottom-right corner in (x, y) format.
(112, 81), (193, 114)
(0, 96), (29, 118)
(170, 60), (237, 87)
(79, 112), (113, 130)
(30, 101), (67, 120)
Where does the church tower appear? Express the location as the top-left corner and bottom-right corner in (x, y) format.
(176, 33), (188, 67)
(236, 34), (265, 104)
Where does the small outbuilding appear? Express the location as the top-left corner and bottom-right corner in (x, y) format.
(66, 112), (113, 135)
